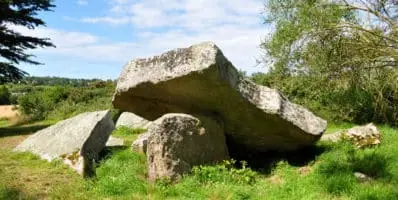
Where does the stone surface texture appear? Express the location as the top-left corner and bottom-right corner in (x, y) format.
(106, 136), (125, 147)
(147, 113), (229, 182)
(132, 132), (149, 154)
(14, 110), (114, 176)
(113, 42), (327, 151)
(116, 112), (151, 129)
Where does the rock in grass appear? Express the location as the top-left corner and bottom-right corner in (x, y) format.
(113, 42), (327, 151)
(116, 112), (151, 129)
(14, 110), (114, 177)
(147, 113), (229, 182)
(320, 123), (380, 148)
(106, 136), (125, 147)
(354, 172), (372, 182)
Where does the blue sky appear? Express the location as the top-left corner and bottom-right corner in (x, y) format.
(15, 0), (269, 79)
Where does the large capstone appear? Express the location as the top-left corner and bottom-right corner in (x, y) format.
(14, 110), (114, 177)
(113, 42), (327, 151)
(147, 113), (229, 182)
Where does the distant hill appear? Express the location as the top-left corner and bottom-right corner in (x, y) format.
(18, 76), (114, 87)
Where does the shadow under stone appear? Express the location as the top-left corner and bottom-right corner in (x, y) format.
(226, 135), (328, 174)
(98, 146), (129, 162)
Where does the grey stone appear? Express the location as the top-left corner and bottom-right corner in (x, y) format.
(354, 172), (372, 182)
(116, 112), (151, 129)
(106, 136), (125, 147)
(14, 110), (114, 177)
(147, 113), (229, 182)
(132, 132), (149, 154)
(113, 42), (327, 151)
(320, 123), (380, 148)
(320, 132), (343, 143)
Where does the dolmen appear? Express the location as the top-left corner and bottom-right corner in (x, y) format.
(112, 42), (327, 182)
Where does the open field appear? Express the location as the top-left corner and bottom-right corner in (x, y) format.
(2, 0), (398, 199)
(1, 117), (398, 200)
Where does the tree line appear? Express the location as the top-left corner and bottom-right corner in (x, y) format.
(1, 0), (398, 125)
(255, 0), (398, 125)
(19, 76), (108, 87)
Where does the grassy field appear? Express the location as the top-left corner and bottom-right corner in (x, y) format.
(1, 119), (397, 200)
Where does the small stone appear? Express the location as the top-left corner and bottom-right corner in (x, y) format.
(354, 172), (372, 182)
(116, 112), (151, 129)
(106, 136), (125, 147)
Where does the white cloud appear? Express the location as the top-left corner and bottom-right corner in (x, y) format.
(80, 17), (130, 25)
(15, 0), (269, 78)
(10, 25), (99, 48)
(14, 24), (267, 74)
(77, 0), (88, 6)
(75, 0), (268, 73)
(9, 25), (137, 63)
(101, 0), (264, 30)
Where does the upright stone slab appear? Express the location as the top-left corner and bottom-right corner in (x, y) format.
(113, 42), (327, 151)
(147, 113), (229, 182)
(116, 112), (151, 129)
(14, 110), (114, 177)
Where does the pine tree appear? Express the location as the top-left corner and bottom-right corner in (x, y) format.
(0, 0), (55, 83)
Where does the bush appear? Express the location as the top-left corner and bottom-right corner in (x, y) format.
(18, 91), (54, 120)
(67, 88), (94, 104)
(16, 82), (115, 121)
(251, 72), (398, 126)
(18, 86), (70, 120)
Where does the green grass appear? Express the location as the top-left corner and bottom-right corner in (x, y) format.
(89, 148), (148, 199)
(325, 122), (355, 134)
(0, 119), (8, 127)
(0, 151), (88, 200)
(1, 123), (398, 199)
(111, 126), (147, 146)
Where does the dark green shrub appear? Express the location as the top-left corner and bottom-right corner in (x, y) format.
(18, 91), (53, 120)
(17, 87), (70, 120)
(0, 86), (10, 105)
(47, 86), (69, 103)
(16, 81), (115, 121)
(251, 72), (398, 126)
(67, 88), (94, 103)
